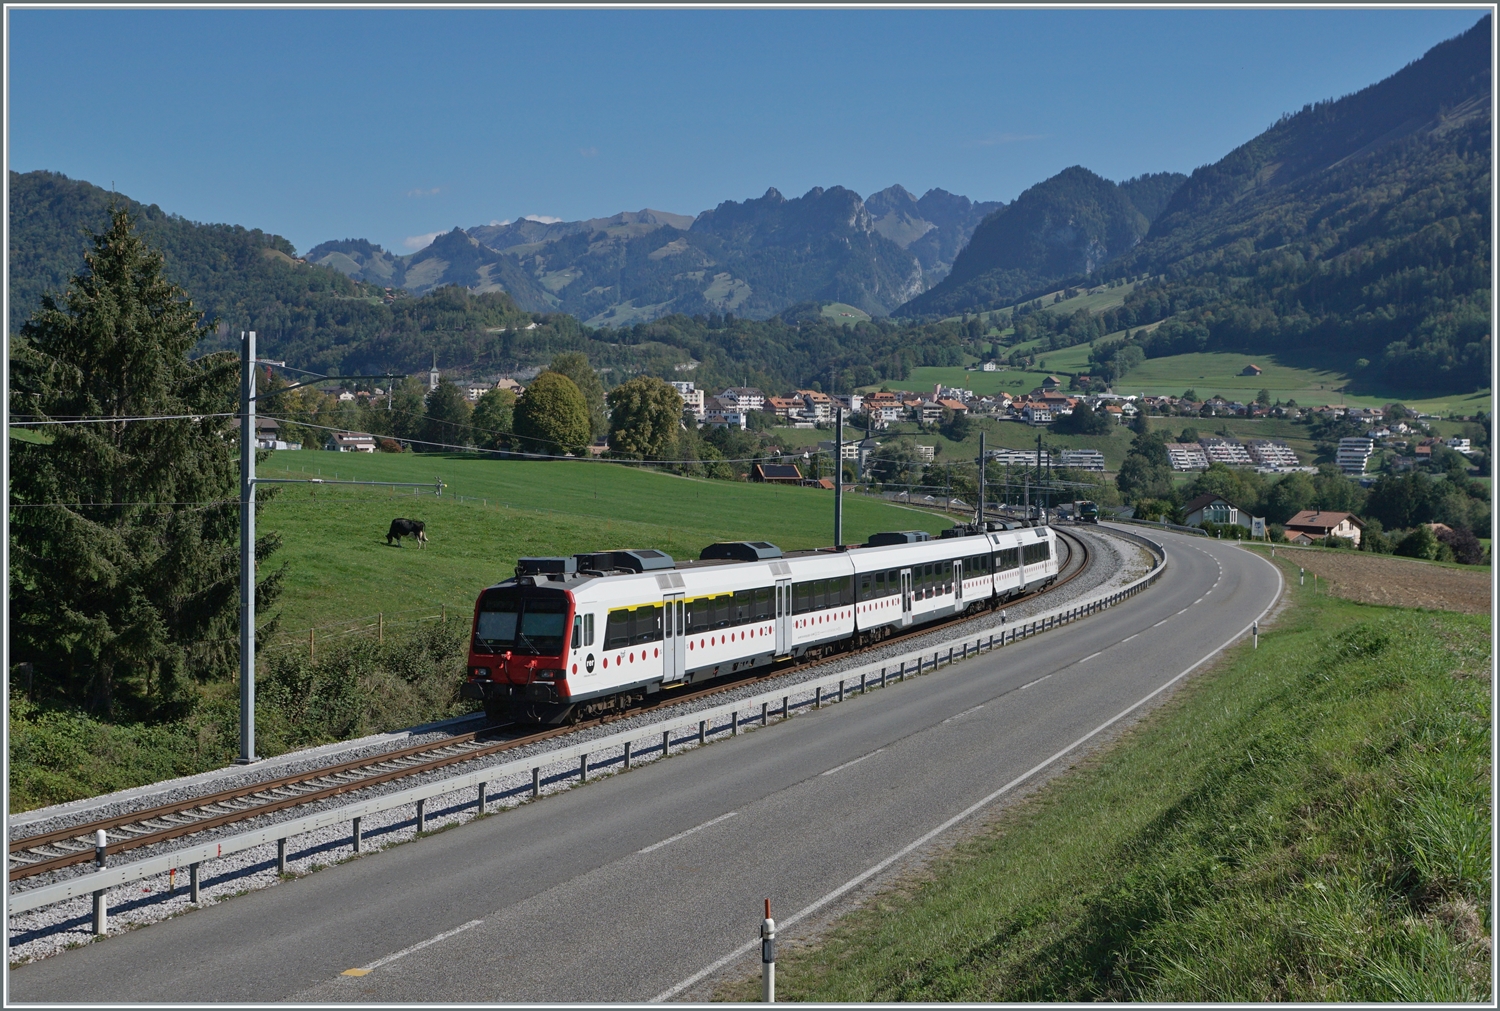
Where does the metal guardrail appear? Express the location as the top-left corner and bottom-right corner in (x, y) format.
(11, 530), (1168, 918)
(1111, 516), (1209, 537)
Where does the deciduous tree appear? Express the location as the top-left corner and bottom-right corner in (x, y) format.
(607, 376), (686, 460)
(512, 371), (590, 456)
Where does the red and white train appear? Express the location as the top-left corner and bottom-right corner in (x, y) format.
(461, 524), (1060, 724)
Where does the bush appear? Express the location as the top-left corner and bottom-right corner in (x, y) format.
(1436, 525), (1486, 565)
(1394, 525), (1441, 560)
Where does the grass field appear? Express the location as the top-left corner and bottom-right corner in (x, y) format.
(256, 450), (951, 637)
(821, 302), (871, 324)
(718, 555), (1492, 1001)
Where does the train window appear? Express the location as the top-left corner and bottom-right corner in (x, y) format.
(874, 570), (886, 596)
(716, 594), (734, 628)
(793, 581), (812, 615)
(812, 579), (828, 610)
(584, 613), (595, 646)
(733, 589), (752, 625)
(572, 616), (582, 650)
(839, 576), (854, 606)
(858, 574), (872, 602)
(1042, 539), (1052, 560)
(753, 586), (773, 620)
(631, 604), (662, 644)
(604, 609), (630, 650)
(686, 600), (710, 635)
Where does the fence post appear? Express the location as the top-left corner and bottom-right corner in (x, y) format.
(815, 686), (822, 709)
(309, 627), (315, 661)
(782, 695), (790, 718)
(761, 701), (769, 726)
(732, 711), (739, 736)
(860, 672), (867, 695)
(662, 730), (671, 756)
(352, 816), (363, 853)
(415, 798), (426, 833)
(477, 781), (487, 812)
(277, 838), (287, 875)
(190, 862), (201, 903)
(837, 680), (844, 703)
(379, 613), (384, 643)
(699, 720), (707, 744)
(624, 741), (633, 769)
(532, 767), (540, 798)
(580, 754), (589, 783)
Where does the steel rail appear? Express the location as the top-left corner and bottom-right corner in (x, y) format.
(10, 530), (1087, 883)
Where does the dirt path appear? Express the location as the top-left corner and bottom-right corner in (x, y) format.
(1264, 547), (1491, 614)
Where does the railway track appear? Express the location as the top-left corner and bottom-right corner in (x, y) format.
(10, 529), (1090, 884)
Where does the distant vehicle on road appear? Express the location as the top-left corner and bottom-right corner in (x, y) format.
(1077, 501), (1100, 523)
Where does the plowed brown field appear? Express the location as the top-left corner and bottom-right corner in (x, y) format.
(1264, 547), (1491, 613)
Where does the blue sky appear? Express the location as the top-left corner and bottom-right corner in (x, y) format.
(7, 7), (1485, 256)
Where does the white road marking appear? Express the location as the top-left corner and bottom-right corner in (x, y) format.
(1153, 619), (1169, 628)
(1078, 651), (1102, 663)
(343, 918), (484, 976)
(652, 543), (1286, 1005)
(1018, 674), (1052, 690)
(637, 811), (738, 854)
(821, 749), (885, 775)
(1121, 634), (1138, 643)
(942, 705), (985, 724)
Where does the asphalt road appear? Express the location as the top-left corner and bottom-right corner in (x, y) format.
(9, 530), (1281, 1004)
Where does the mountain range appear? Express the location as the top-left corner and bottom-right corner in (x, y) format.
(304, 184), (1005, 324)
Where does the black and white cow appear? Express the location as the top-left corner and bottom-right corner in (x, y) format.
(386, 518), (428, 548)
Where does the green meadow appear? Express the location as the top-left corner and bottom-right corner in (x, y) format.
(255, 450), (951, 637)
(719, 555), (1491, 1001)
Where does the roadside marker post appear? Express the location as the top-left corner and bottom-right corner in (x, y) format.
(92, 829), (107, 935)
(1253, 620), (1259, 649)
(761, 899), (776, 1003)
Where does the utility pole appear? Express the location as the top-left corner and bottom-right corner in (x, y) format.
(239, 331), (258, 764)
(977, 430), (986, 526)
(834, 406), (844, 548)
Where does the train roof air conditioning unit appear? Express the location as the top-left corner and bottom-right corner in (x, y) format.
(574, 549), (676, 573)
(865, 530), (932, 547)
(699, 541), (784, 562)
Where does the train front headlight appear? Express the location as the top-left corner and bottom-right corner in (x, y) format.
(535, 669), (564, 680)
(469, 667), (491, 680)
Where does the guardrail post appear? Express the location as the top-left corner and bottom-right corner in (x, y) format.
(815, 686), (822, 709)
(898, 661), (906, 682)
(662, 730), (671, 755)
(277, 838), (287, 875)
(879, 665), (887, 687)
(477, 781), (487, 812)
(352, 816), (363, 853)
(837, 680), (844, 703)
(190, 862), (201, 903)
(732, 711), (739, 736)
(699, 720), (707, 744)
(624, 741), (633, 769)
(782, 695), (790, 718)
(579, 754), (589, 783)
(93, 888), (107, 935)
(762, 701), (769, 726)
(860, 672), (867, 695)
(532, 766), (541, 798)
(416, 798), (426, 833)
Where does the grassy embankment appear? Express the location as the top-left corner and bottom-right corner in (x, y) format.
(9, 452), (954, 811)
(718, 553), (1491, 1001)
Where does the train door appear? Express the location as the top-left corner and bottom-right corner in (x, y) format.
(662, 593), (685, 681)
(774, 579), (792, 655)
(900, 568), (913, 626)
(953, 560), (964, 604)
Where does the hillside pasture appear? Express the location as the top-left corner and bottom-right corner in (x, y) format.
(256, 450), (951, 637)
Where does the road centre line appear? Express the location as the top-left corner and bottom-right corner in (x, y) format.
(1018, 673), (1052, 691)
(1078, 651), (1102, 664)
(638, 811), (739, 854)
(1121, 634), (1138, 643)
(821, 749), (886, 775)
(651, 544), (1284, 1004)
(341, 919), (484, 976)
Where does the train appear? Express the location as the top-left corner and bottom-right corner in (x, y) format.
(460, 522), (1060, 724)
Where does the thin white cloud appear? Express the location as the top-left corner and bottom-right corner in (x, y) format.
(969, 132), (1050, 148)
(489, 219), (512, 227)
(523, 215), (562, 224)
(403, 231), (442, 250)
(406, 186), (442, 198)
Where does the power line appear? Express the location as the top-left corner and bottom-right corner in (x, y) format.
(10, 413), (237, 426)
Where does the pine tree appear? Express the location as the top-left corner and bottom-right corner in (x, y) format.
(10, 208), (282, 719)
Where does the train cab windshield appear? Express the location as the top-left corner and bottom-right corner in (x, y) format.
(474, 588), (570, 655)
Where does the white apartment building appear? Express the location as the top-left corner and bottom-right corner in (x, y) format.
(1059, 449), (1107, 472)
(716, 387), (765, 412)
(1337, 437), (1375, 475)
(1199, 437), (1254, 466)
(1165, 443), (1210, 471)
(987, 449), (1051, 468)
(1244, 439), (1301, 468)
(671, 381), (705, 418)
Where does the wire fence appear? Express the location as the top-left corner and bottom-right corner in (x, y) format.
(262, 604), (461, 658)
